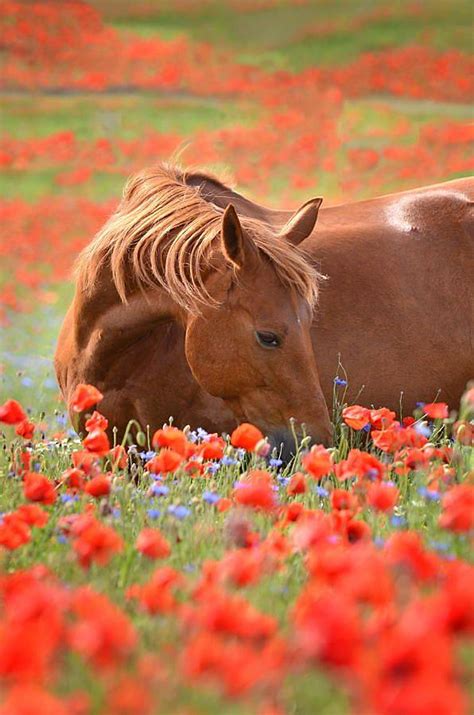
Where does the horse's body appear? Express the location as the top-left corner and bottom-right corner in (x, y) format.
(55, 166), (473, 447)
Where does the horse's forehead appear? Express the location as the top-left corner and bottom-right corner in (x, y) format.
(237, 273), (309, 323)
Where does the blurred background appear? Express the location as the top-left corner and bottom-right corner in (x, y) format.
(1, 0), (472, 417)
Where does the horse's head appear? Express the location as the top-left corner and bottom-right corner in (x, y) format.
(185, 202), (332, 453)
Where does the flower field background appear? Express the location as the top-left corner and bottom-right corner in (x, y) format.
(0, 2), (473, 714)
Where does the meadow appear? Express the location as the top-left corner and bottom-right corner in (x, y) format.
(0, 1), (473, 713)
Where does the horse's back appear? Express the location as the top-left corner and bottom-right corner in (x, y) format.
(317, 177), (473, 238)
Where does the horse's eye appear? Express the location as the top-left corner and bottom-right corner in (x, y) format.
(256, 331), (282, 349)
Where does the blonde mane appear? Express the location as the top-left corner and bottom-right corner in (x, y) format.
(76, 163), (321, 313)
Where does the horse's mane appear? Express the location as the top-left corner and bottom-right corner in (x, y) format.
(76, 163), (321, 313)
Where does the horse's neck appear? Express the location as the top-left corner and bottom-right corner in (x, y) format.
(185, 174), (290, 227)
(73, 267), (182, 351)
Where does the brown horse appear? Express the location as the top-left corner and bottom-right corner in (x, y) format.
(55, 164), (473, 452)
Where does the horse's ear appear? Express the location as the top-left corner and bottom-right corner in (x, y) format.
(279, 198), (322, 246)
(221, 204), (252, 268)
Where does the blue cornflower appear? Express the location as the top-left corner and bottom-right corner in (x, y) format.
(334, 376), (347, 386)
(414, 422), (432, 438)
(221, 455), (238, 466)
(362, 423), (371, 433)
(315, 485), (329, 498)
(374, 537), (385, 548)
(151, 483), (169, 497)
(196, 427), (209, 440)
(56, 413), (67, 425)
(429, 540), (449, 553)
(139, 450), (156, 462)
(44, 377), (57, 390)
(21, 377), (33, 388)
(147, 508), (161, 519)
(112, 508), (121, 519)
(418, 486), (440, 501)
(269, 458), (283, 468)
(168, 505), (191, 520)
(203, 491), (220, 505)
(60, 493), (78, 503)
(56, 534), (68, 544)
(184, 563), (197, 572)
(206, 463), (220, 475)
(391, 515), (407, 528)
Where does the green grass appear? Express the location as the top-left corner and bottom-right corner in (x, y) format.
(103, 0), (473, 69)
(0, 94), (258, 141)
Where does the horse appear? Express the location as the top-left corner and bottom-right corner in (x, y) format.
(55, 163), (473, 453)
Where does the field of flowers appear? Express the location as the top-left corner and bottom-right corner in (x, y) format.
(0, 1), (473, 714)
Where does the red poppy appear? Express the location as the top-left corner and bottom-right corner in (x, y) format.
(0, 399), (27, 425)
(287, 472), (307, 495)
(233, 470), (276, 511)
(69, 586), (137, 669)
(146, 448), (183, 474)
(217, 497), (232, 512)
(439, 484), (474, 533)
(0, 512), (31, 550)
(70, 514), (123, 569)
(70, 383), (103, 413)
(152, 426), (189, 456)
(342, 405), (371, 430)
(61, 467), (85, 491)
(84, 410), (108, 432)
(15, 419), (35, 439)
(330, 488), (358, 513)
(230, 423), (264, 451)
(302, 445), (333, 479)
(367, 482), (399, 512)
(109, 444), (128, 468)
(369, 407), (396, 430)
(199, 435), (225, 460)
(84, 474), (111, 498)
(23, 472), (56, 505)
(83, 429), (110, 456)
(127, 567), (183, 614)
(136, 528), (171, 559)
(15, 504), (48, 527)
(423, 402), (449, 419)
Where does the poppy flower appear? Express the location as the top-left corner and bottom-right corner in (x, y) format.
(70, 383), (103, 413)
(233, 470), (276, 511)
(302, 445), (333, 479)
(23, 472), (56, 505)
(109, 444), (128, 468)
(152, 426), (189, 456)
(83, 429), (110, 456)
(146, 448), (183, 474)
(217, 497), (232, 512)
(84, 474), (111, 498)
(367, 482), (399, 512)
(84, 410), (108, 432)
(15, 504), (48, 527)
(136, 528), (171, 559)
(439, 484), (474, 533)
(0, 399), (27, 425)
(0, 512), (31, 550)
(423, 402), (449, 419)
(330, 488), (358, 513)
(287, 472), (307, 495)
(70, 514), (123, 569)
(230, 423), (264, 451)
(15, 419), (35, 439)
(61, 467), (85, 491)
(342, 405), (371, 430)
(369, 407), (396, 430)
(199, 435), (225, 460)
